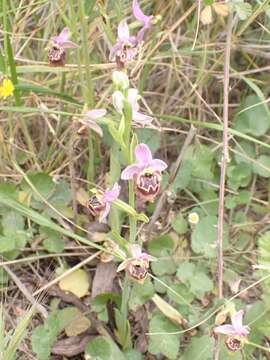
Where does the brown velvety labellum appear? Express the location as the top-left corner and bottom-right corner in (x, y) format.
(225, 336), (242, 352)
(127, 259), (149, 283)
(48, 44), (66, 66)
(135, 171), (161, 202)
(87, 195), (105, 217)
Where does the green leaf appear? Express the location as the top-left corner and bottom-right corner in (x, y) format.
(191, 216), (217, 257)
(227, 163), (252, 191)
(231, 1), (252, 20)
(124, 349), (143, 360)
(189, 272), (213, 297)
(234, 95), (270, 136)
(191, 144), (214, 180)
(2, 212), (25, 234)
(40, 227), (65, 253)
(172, 157), (193, 192)
(148, 314), (180, 360)
(20, 173), (56, 201)
(176, 262), (196, 283)
(253, 155), (270, 178)
(182, 335), (214, 360)
(0, 236), (15, 253)
(135, 128), (161, 153)
(31, 313), (59, 360)
(85, 336), (126, 360)
(171, 213), (188, 234)
(234, 140), (256, 164)
(129, 277), (155, 310)
(148, 234), (175, 257)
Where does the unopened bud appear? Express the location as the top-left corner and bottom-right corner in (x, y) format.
(112, 71), (129, 90)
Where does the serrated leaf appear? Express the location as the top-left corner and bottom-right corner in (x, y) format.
(59, 269), (90, 298)
(20, 172), (56, 201)
(148, 314), (180, 360)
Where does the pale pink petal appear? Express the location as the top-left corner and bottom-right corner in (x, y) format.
(85, 109), (107, 119)
(214, 324), (238, 335)
(61, 40), (79, 49)
(103, 183), (120, 202)
(109, 42), (123, 60)
(127, 88), (139, 111)
(99, 202), (110, 223)
(58, 27), (70, 42)
(150, 159), (167, 172)
(132, 0), (151, 24)
(135, 143), (152, 166)
(136, 27), (147, 43)
(117, 259), (130, 272)
(129, 244), (142, 258)
(231, 311), (249, 336)
(121, 164), (142, 180)
(125, 47), (137, 61)
(79, 119), (103, 137)
(52, 27), (70, 44)
(118, 20), (130, 41)
(133, 111), (153, 125)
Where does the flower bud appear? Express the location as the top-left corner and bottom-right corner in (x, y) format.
(112, 71), (129, 90)
(112, 90), (125, 113)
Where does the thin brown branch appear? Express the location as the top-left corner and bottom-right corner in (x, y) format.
(214, 13), (233, 360)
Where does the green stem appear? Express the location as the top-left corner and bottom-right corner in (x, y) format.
(128, 181), (136, 243)
(77, 0), (95, 183)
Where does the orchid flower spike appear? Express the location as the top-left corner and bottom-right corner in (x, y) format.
(121, 143), (167, 202)
(48, 28), (78, 66)
(117, 244), (155, 283)
(87, 183), (120, 223)
(132, 0), (154, 42)
(214, 310), (250, 352)
(78, 109), (107, 137)
(109, 20), (137, 67)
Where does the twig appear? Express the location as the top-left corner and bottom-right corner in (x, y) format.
(214, 14), (233, 360)
(2, 264), (48, 319)
(146, 126), (197, 234)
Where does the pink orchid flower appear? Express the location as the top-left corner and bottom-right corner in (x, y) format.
(78, 109), (107, 137)
(121, 143), (167, 180)
(121, 143), (167, 202)
(214, 310), (250, 337)
(87, 183), (120, 222)
(117, 244), (155, 283)
(51, 28), (79, 49)
(132, 0), (154, 42)
(109, 20), (137, 64)
(48, 28), (78, 66)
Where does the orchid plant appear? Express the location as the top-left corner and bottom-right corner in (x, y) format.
(48, 28), (78, 66)
(214, 310), (250, 352)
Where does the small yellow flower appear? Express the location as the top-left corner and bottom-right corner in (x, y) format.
(0, 79), (14, 98)
(188, 212), (200, 225)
